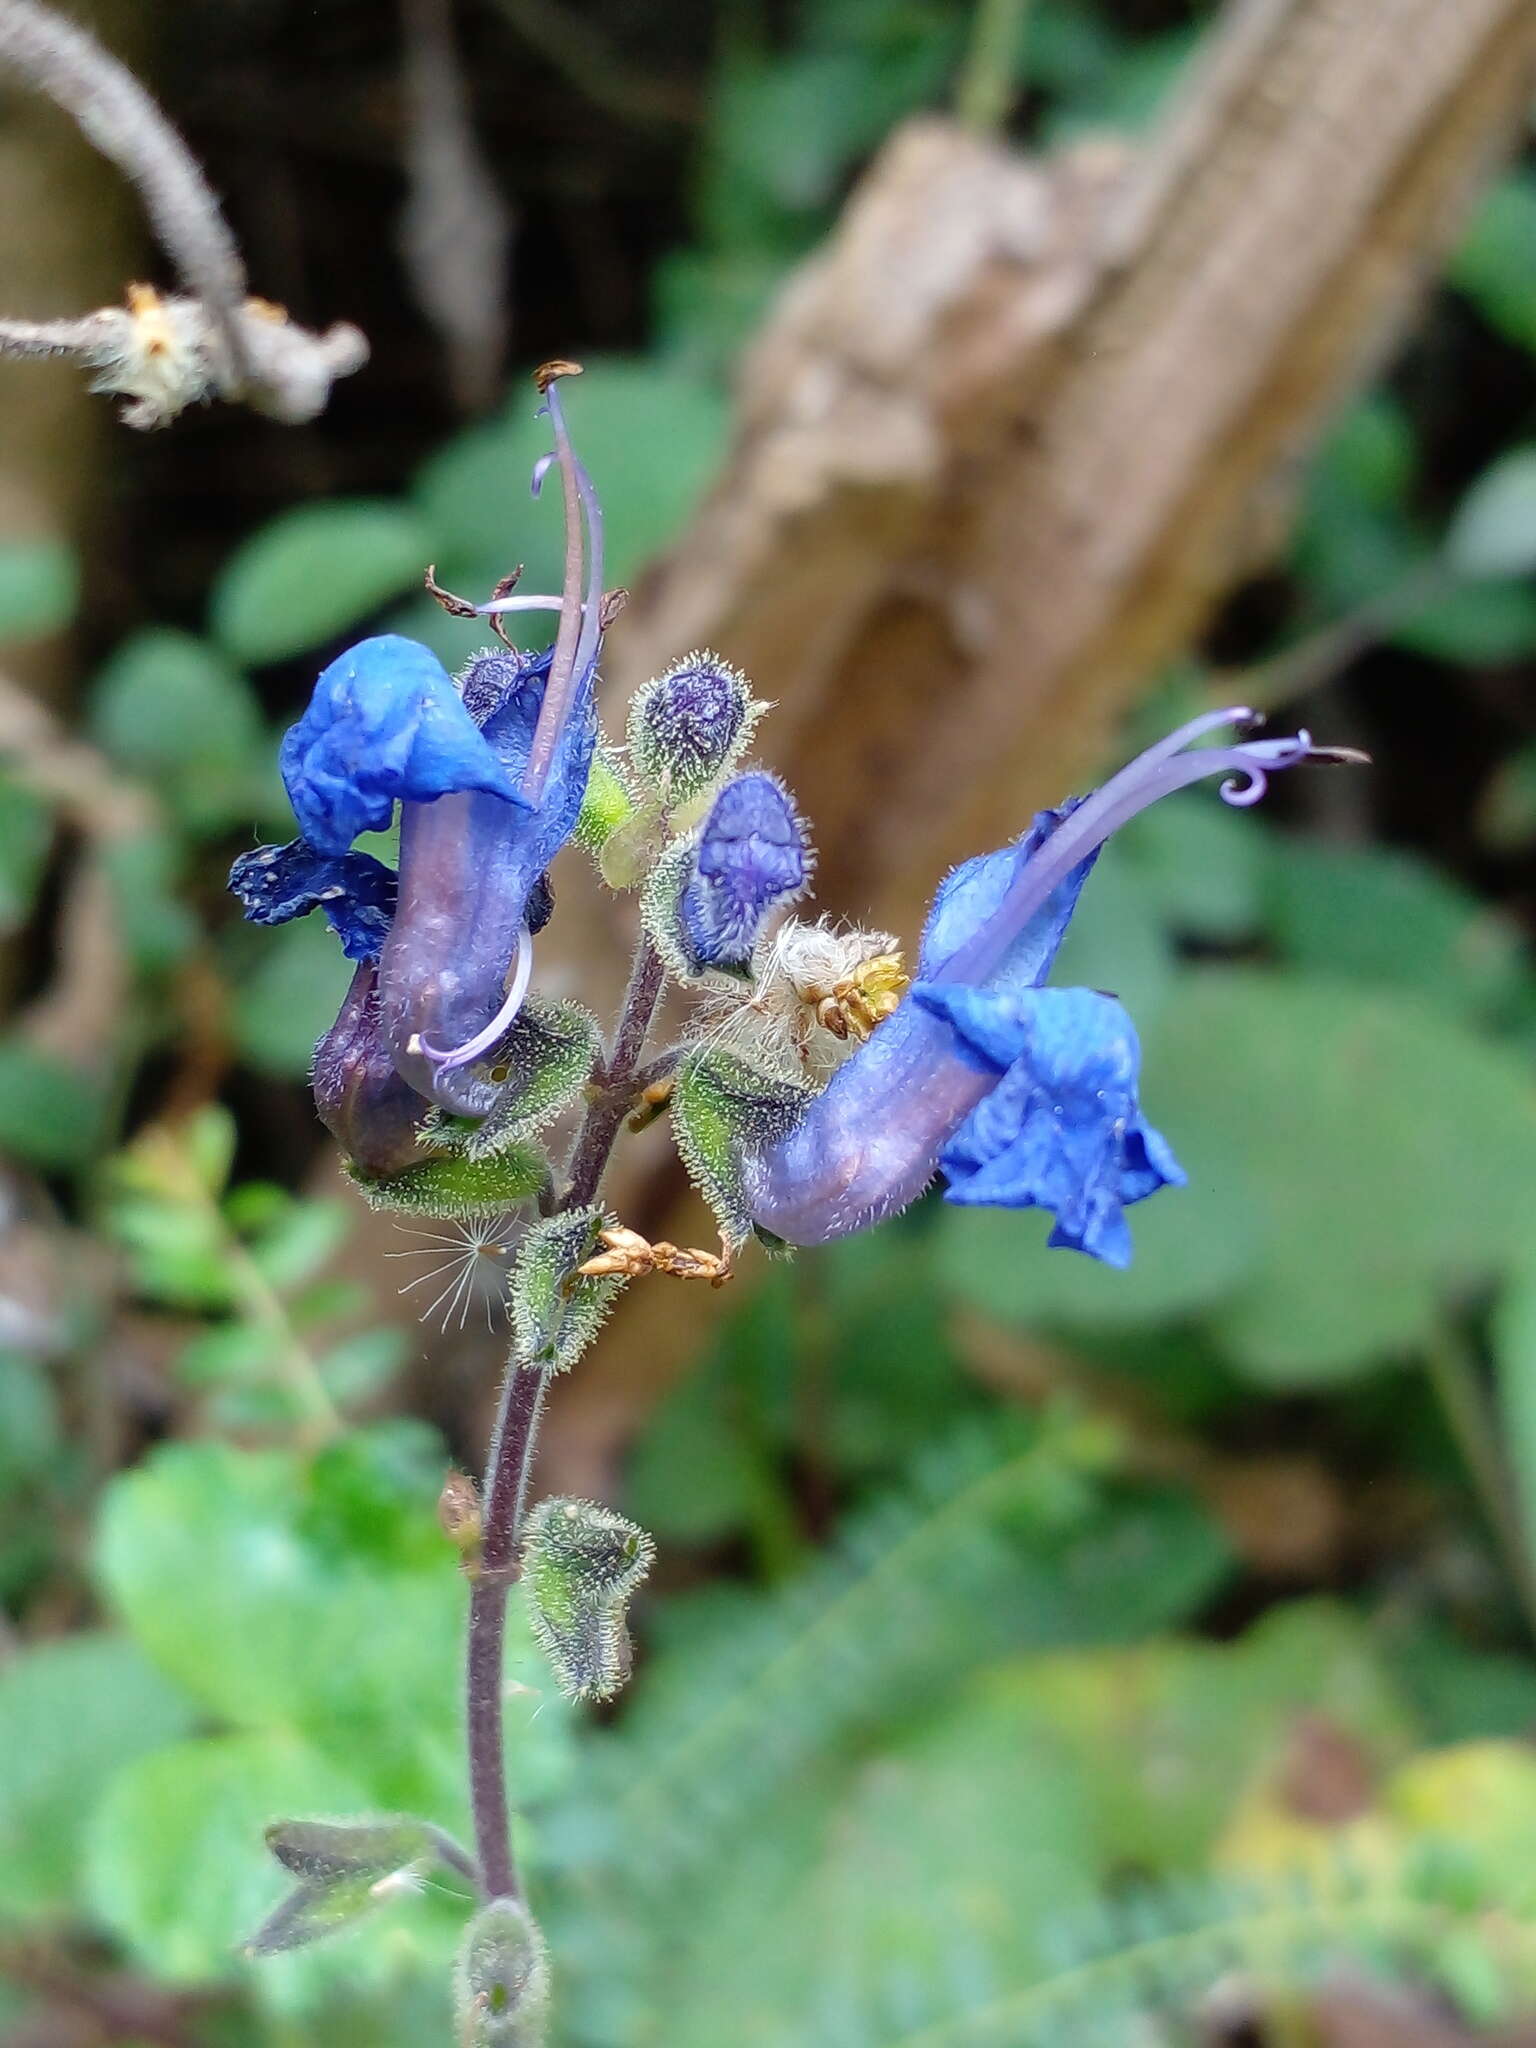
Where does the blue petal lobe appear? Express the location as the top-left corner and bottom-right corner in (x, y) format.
(919, 801), (1096, 993)
(228, 838), (398, 962)
(912, 982), (1184, 1267)
(280, 635), (523, 855)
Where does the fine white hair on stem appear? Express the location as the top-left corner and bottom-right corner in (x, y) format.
(0, 0), (368, 425)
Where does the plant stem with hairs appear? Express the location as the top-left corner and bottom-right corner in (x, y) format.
(463, 933), (667, 1898)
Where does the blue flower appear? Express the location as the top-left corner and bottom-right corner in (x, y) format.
(229, 368), (608, 1126)
(377, 638), (596, 1112)
(279, 634), (522, 856)
(228, 838), (398, 962)
(680, 771), (811, 973)
(742, 709), (1364, 1261)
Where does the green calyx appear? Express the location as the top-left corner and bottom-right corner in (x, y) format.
(639, 832), (748, 987)
(246, 1814), (462, 1957)
(454, 1898), (551, 2048)
(522, 1496), (655, 1703)
(671, 1046), (812, 1248)
(574, 737), (636, 855)
(510, 1205), (625, 1374)
(347, 1143), (550, 1220)
(424, 997), (603, 1160)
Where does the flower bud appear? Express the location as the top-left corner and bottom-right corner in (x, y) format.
(312, 963), (434, 1178)
(627, 650), (762, 805)
(678, 771), (812, 974)
(522, 1497), (654, 1702)
(454, 1898), (550, 2048)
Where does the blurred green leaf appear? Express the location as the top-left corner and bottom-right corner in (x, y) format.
(1388, 1619), (1536, 1744)
(90, 628), (266, 831)
(817, 1231), (977, 1475)
(99, 829), (198, 970)
(244, 1195), (348, 1292)
(936, 1151), (1258, 1338)
(210, 501), (430, 665)
(1390, 577), (1536, 665)
(1025, 1602), (1417, 1873)
(1292, 396), (1424, 610)
(1450, 174), (1536, 355)
(0, 1355), (60, 1486)
(612, 1417), (1228, 1904)
(230, 913), (351, 1078)
(0, 777), (52, 935)
(1117, 792), (1263, 943)
(0, 1633), (195, 1923)
(97, 1435), (572, 1819)
(1043, 24), (1198, 138)
(177, 1321), (272, 1387)
(1144, 971), (1536, 1383)
(626, 1276), (797, 1544)
(0, 538), (77, 642)
(1262, 839), (1528, 1025)
(186, 1102), (238, 1195)
(0, 1040), (106, 1169)
(1444, 448), (1536, 583)
(413, 359), (726, 599)
(652, 1674), (1097, 2047)
(318, 1327), (409, 1404)
(1048, 837), (1176, 1027)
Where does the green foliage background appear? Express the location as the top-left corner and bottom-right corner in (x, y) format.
(3, 1), (1536, 2043)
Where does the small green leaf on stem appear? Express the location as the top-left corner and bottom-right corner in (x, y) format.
(424, 998), (603, 1161)
(671, 1047), (811, 1248)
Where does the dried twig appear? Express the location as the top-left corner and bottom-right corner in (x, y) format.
(399, 0), (512, 413)
(0, 0), (367, 425)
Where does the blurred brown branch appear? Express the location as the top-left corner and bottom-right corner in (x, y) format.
(531, 0), (1536, 1499)
(0, 668), (146, 1065)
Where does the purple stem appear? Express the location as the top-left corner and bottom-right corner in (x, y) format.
(461, 930), (665, 1901)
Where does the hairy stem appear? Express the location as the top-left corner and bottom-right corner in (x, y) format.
(564, 937), (665, 1209)
(463, 930), (666, 1899)
(465, 1363), (545, 1899)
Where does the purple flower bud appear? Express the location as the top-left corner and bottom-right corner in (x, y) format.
(311, 962), (432, 1178)
(628, 651), (758, 802)
(680, 770), (812, 973)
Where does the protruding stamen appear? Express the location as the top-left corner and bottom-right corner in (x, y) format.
(471, 592), (566, 617)
(522, 366), (605, 807)
(413, 923), (533, 1072)
(937, 714), (1367, 989)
